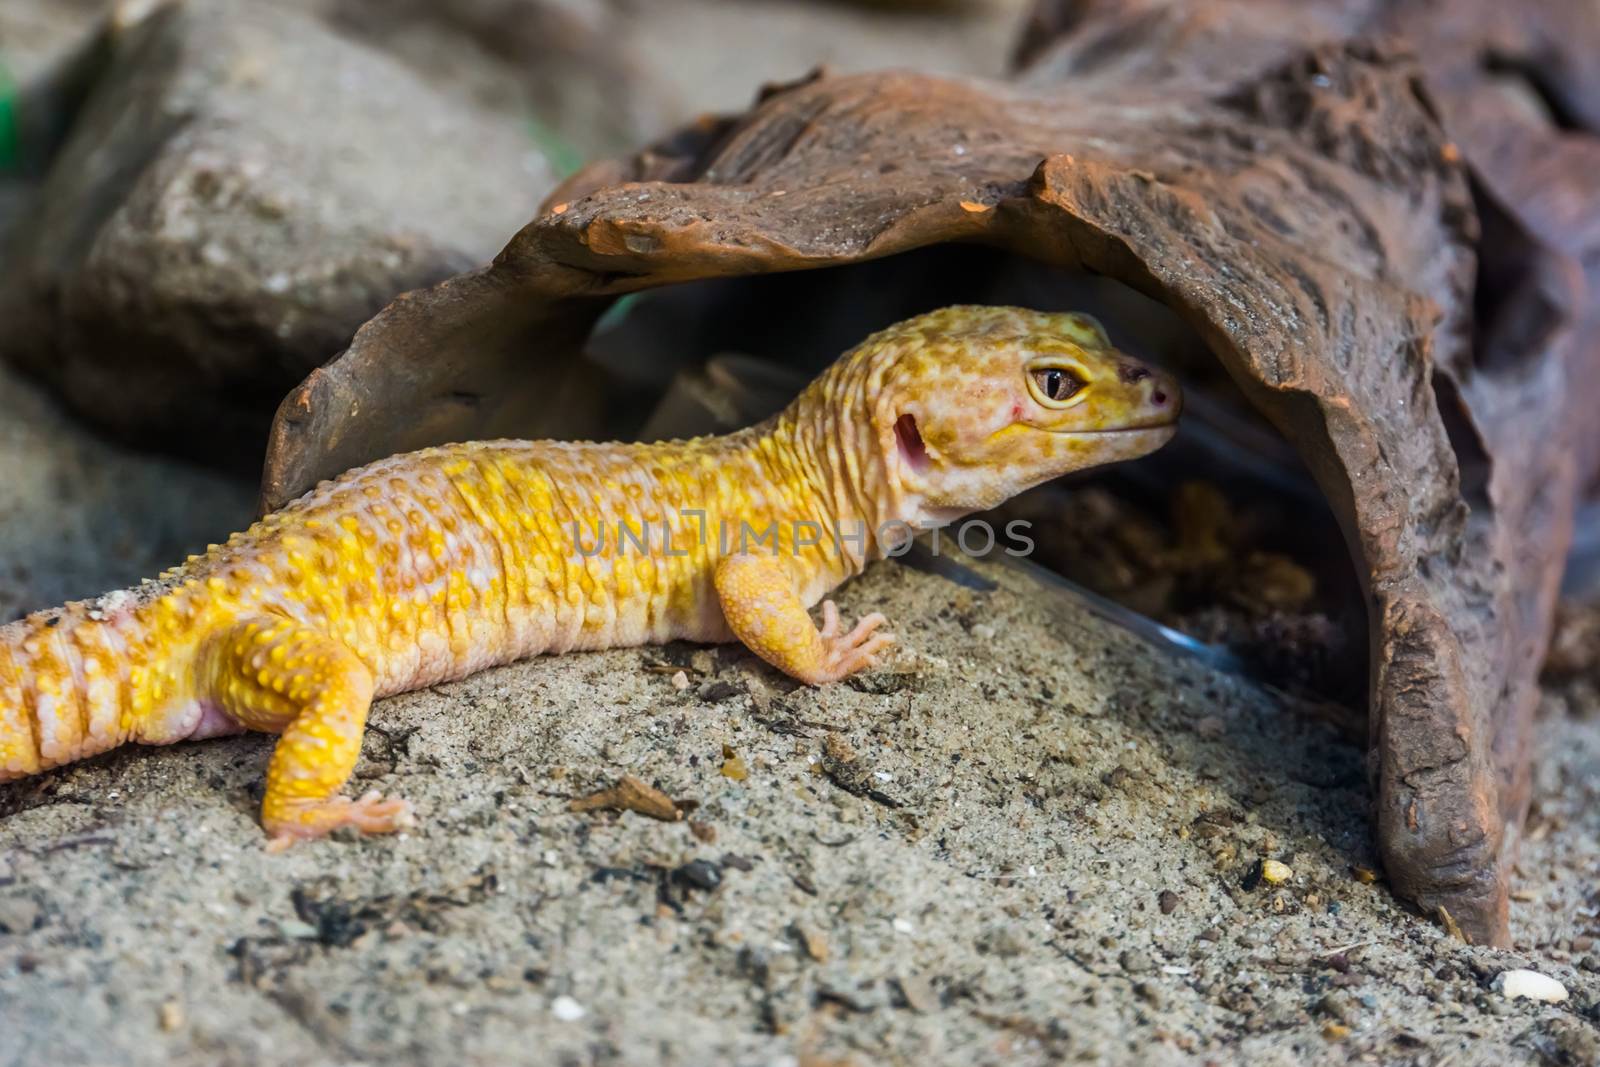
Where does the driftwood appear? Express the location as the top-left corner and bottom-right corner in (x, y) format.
(261, 0), (1600, 945)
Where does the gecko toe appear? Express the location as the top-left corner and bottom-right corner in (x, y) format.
(263, 791), (416, 845)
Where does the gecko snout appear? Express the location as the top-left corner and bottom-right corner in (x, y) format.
(1111, 357), (1181, 422)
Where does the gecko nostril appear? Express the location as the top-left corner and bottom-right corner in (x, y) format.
(1151, 390), (1168, 406)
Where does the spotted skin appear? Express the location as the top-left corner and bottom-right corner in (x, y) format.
(0, 306), (1180, 846)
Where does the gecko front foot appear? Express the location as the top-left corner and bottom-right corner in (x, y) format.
(813, 600), (895, 684)
(264, 790), (416, 852)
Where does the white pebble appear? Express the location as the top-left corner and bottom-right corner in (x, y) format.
(670, 670), (690, 691)
(892, 917), (915, 934)
(1493, 969), (1568, 1003)
(551, 995), (586, 1021)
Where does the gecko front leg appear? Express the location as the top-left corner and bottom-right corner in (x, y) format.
(713, 553), (894, 685)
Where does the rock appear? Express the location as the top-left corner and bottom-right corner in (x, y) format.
(0, 0), (556, 467)
(549, 995), (585, 1022)
(669, 860), (722, 893)
(1316, 992), (1358, 1025)
(892, 973), (939, 1014)
(976, 924), (1026, 958)
(1491, 969), (1569, 1004)
(274, 919), (320, 941)
(1119, 949), (1155, 975)
(1261, 859), (1294, 885)
(293, 0), (670, 162)
(1134, 982), (1165, 1009)
(791, 923), (829, 963)
(1538, 1017), (1600, 1065)
(0, 895), (42, 934)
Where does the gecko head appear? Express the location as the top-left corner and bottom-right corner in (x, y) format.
(870, 305), (1181, 522)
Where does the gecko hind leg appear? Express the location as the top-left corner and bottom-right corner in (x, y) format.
(204, 616), (414, 849)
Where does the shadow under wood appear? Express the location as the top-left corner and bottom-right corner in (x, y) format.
(591, 248), (1369, 712)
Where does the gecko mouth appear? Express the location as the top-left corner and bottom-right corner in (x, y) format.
(1052, 422), (1179, 439)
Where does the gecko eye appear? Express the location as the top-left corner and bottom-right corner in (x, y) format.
(1030, 367), (1084, 404)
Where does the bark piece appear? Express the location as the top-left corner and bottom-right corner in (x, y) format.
(568, 774), (684, 822)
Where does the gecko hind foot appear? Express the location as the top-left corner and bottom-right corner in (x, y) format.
(816, 601), (895, 683)
(264, 790), (416, 852)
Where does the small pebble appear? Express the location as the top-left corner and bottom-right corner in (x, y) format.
(1120, 949), (1155, 974)
(895, 973), (939, 1014)
(1316, 992), (1357, 1024)
(793, 923), (829, 962)
(720, 744), (748, 781)
(1261, 860), (1293, 885)
(551, 995), (587, 1021)
(699, 679), (743, 702)
(670, 670), (690, 691)
(158, 999), (184, 1032)
(671, 860), (722, 892)
(1492, 969), (1568, 1003)
(0, 896), (42, 935)
(976, 925), (1025, 958)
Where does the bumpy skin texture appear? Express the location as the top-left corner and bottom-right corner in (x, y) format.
(0, 306), (1179, 846)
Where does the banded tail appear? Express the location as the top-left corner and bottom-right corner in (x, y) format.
(0, 589), (174, 781)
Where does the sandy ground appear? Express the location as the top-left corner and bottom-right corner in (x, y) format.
(1, 364), (1599, 1066)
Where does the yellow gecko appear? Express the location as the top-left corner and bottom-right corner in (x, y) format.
(0, 306), (1180, 847)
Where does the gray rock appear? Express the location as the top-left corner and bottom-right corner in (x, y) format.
(0, 0), (556, 466)
(1119, 948), (1155, 974)
(1316, 992), (1358, 1025)
(976, 924), (1027, 958)
(0, 895), (42, 935)
(296, 0), (672, 162)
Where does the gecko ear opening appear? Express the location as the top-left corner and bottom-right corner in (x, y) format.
(894, 413), (929, 473)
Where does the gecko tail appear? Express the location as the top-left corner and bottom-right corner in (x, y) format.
(0, 594), (147, 782)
